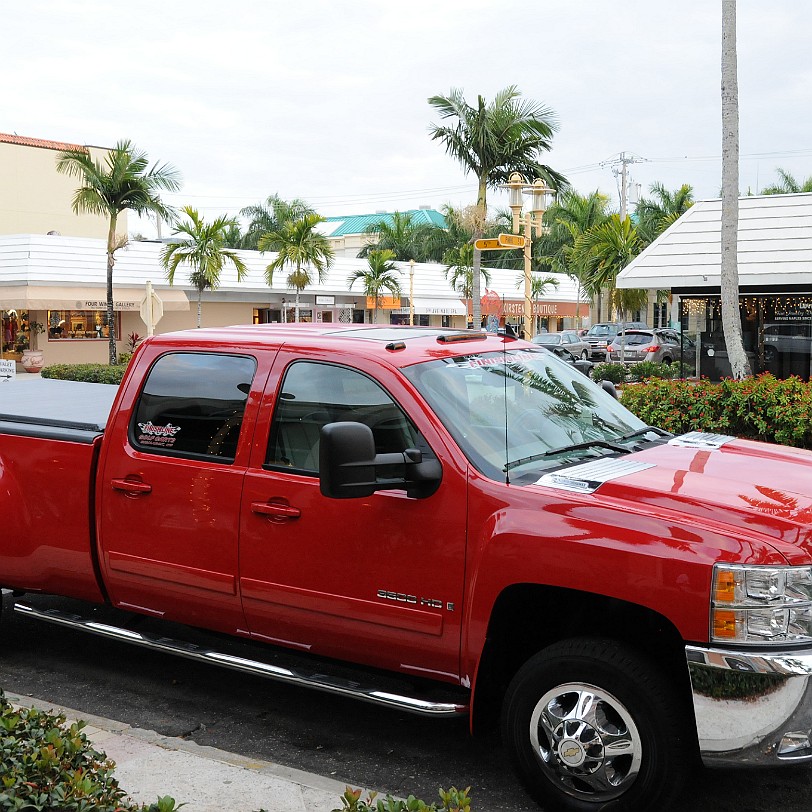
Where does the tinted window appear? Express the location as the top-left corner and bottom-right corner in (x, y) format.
(618, 333), (656, 346)
(266, 361), (423, 475)
(131, 353), (256, 462)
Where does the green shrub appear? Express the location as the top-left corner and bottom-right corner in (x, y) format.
(620, 373), (812, 448)
(591, 362), (627, 384)
(626, 360), (677, 382)
(332, 786), (472, 812)
(41, 363), (127, 384)
(0, 689), (179, 812)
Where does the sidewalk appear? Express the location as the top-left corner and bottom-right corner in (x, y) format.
(6, 692), (369, 812)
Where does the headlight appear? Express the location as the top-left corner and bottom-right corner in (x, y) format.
(712, 564), (812, 644)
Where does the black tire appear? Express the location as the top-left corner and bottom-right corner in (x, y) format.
(581, 350), (589, 360)
(502, 637), (691, 812)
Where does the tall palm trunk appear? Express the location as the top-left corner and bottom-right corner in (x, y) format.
(471, 178), (487, 329)
(106, 214), (118, 365)
(721, 0), (751, 378)
(197, 288), (203, 327)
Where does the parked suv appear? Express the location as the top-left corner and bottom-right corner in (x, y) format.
(531, 330), (591, 359)
(607, 329), (679, 364)
(584, 321), (649, 360)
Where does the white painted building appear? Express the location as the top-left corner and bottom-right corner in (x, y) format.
(618, 193), (812, 379)
(0, 233), (585, 366)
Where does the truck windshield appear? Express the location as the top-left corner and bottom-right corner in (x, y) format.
(403, 348), (651, 484)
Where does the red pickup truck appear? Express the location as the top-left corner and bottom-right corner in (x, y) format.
(3, 323), (812, 811)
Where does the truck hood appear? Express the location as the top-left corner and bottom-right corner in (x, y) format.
(536, 432), (812, 564)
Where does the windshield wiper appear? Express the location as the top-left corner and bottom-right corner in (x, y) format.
(618, 425), (672, 442)
(504, 439), (628, 472)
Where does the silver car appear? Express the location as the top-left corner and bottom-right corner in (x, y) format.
(606, 329), (680, 364)
(532, 330), (591, 360)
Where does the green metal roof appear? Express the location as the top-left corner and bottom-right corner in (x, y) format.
(324, 209), (446, 237)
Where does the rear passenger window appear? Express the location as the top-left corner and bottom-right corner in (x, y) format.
(131, 353), (256, 462)
(266, 361), (422, 475)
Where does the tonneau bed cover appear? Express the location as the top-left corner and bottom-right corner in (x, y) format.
(0, 379), (118, 443)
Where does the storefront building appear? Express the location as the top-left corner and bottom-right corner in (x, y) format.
(617, 193), (812, 380)
(1, 233), (586, 367)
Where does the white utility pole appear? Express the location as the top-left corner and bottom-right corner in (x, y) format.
(602, 152), (645, 219)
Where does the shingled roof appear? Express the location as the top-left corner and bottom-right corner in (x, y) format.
(321, 208), (447, 237)
(0, 132), (86, 152)
(617, 193), (812, 290)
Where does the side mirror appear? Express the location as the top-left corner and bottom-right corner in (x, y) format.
(319, 422), (441, 499)
(600, 379), (619, 399)
(319, 422), (377, 499)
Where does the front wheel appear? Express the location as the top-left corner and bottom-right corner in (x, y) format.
(580, 350), (589, 360)
(502, 638), (692, 812)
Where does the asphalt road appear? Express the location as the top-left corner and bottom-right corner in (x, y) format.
(1, 594), (811, 812)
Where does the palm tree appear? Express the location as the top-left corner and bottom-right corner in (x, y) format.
(514, 274), (559, 333)
(721, 0), (750, 378)
(260, 213), (335, 322)
(240, 194), (315, 250)
(537, 190), (611, 320)
(573, 215), (649, 356)
(443, 243), (491, 324)
(760, 168), (812, 195)
(357, 211), (439, 261)
(160, 206), (248, 328)
(428, 86), (566, 327)
(635, 182), (695, 248)
(347, 250), (402, 324)
(421, 204), (475, 262)
(55, 139), (180, 363)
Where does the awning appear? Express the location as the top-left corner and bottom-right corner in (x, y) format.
(0, 285), (189, 312)
(407, 297), (467, 316)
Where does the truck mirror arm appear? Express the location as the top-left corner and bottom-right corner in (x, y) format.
(319, 422), (441, 500)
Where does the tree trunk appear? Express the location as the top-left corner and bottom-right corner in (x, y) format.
(295, 289), (301, 322)
(721, 0), (751, 378)
(106, 214), (118, 365)
(197, 289), (203, 327)
(471, 178), (488, 330)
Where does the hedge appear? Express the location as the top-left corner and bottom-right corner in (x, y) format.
(620, 373), (812, 448)
(0, 690), (179, 812)
(40, 363), (127, 384)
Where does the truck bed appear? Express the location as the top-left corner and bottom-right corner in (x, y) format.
(0, 379), (118, 442)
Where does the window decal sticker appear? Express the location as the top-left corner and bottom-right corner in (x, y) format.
(137, 420), (181, 448)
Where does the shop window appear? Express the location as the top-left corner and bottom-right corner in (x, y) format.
(47, 310), (121, 340)
(130, 353), (257, 462)
(653, 302), (668, 328)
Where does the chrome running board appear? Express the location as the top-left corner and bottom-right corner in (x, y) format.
(13, 602), (469, 718)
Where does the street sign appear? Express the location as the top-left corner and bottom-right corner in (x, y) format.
(0, 358), (15, 382)
(473, 238), (502, 250)
(498, 233), (526, 248)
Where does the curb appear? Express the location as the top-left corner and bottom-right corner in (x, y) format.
(6, 692), (360, 810)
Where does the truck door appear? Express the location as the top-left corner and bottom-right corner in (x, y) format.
(98, 351), (261, 634)
(239, 355), (467, 681)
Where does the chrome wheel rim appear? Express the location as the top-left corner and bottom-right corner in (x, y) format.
(529, 682), (642, 802)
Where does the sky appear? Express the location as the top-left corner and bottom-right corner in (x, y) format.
(5, 1), (812, 238)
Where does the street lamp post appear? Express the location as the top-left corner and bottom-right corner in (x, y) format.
(503, 173), (554, 340)
(409, 259), (415, 326)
